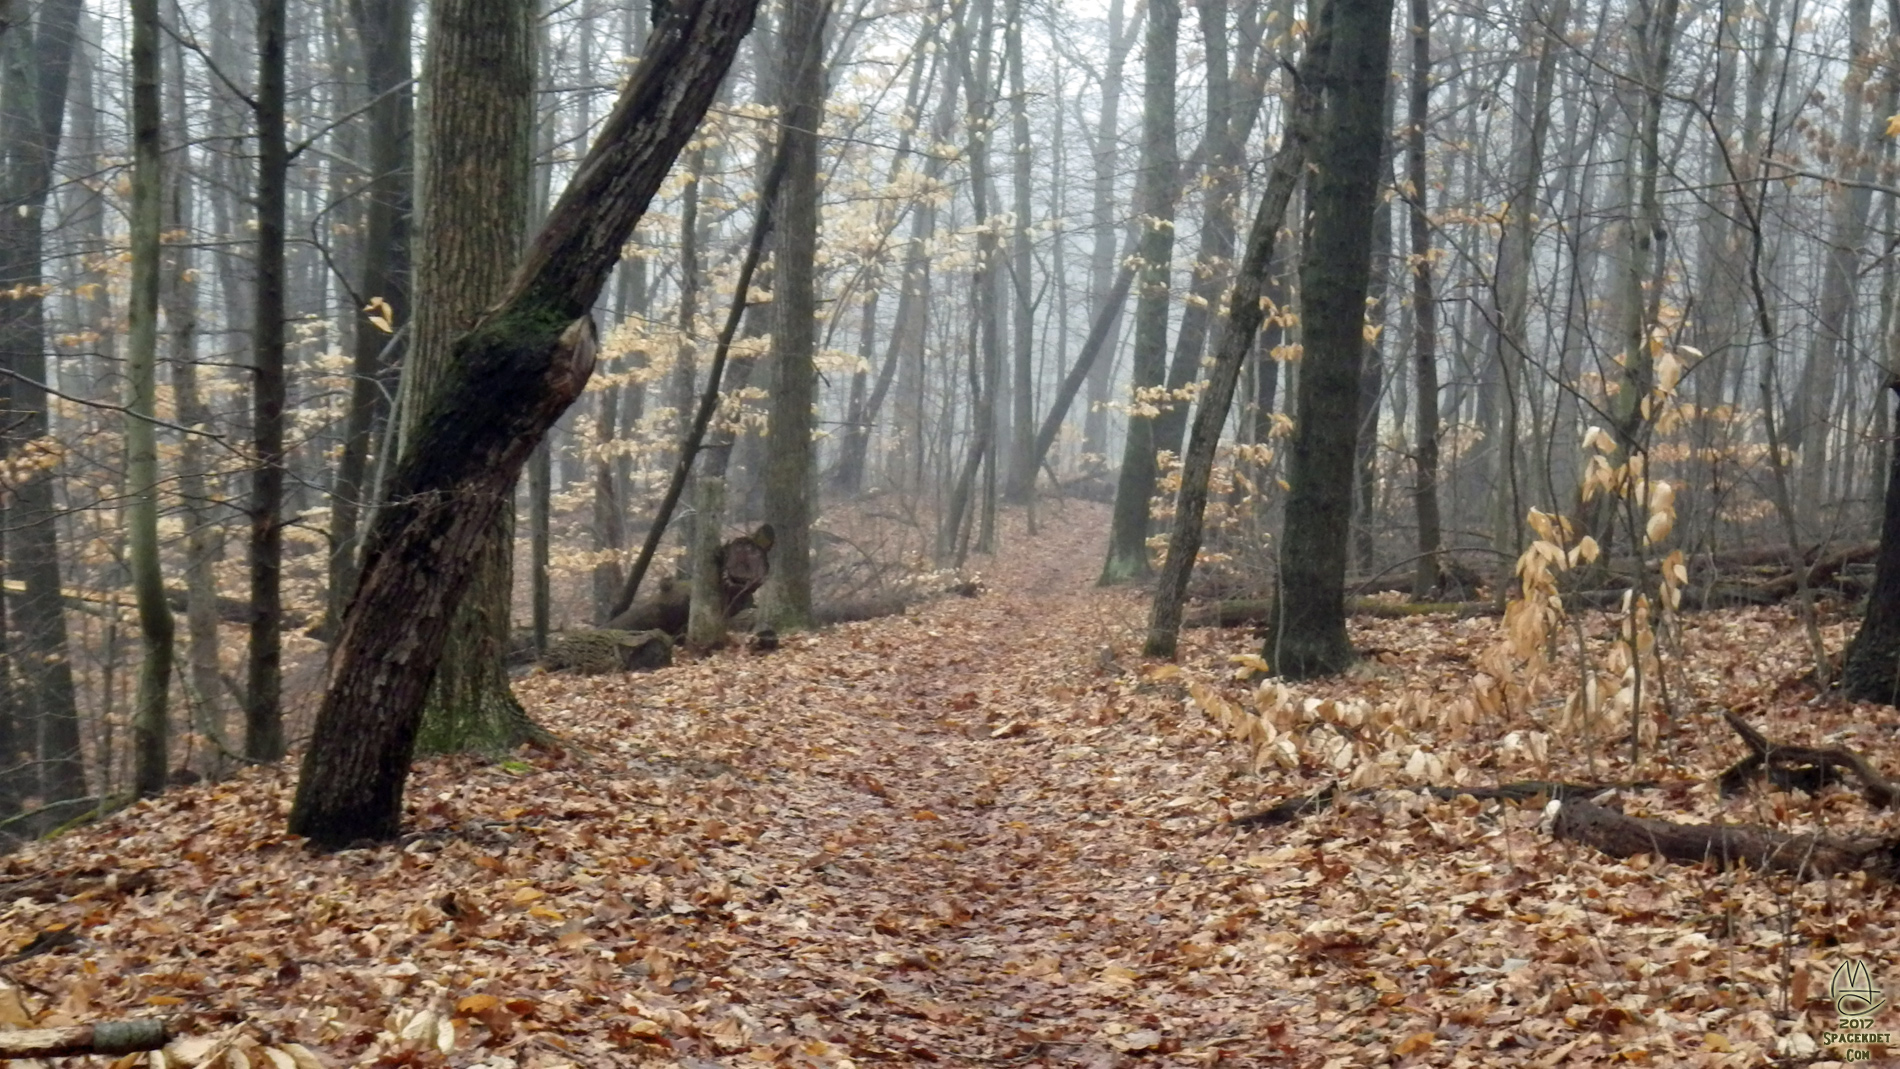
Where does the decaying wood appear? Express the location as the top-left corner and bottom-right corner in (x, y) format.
(1715, 709), (1899, 806)
(0, 1019), (169, 1058)
(540, 628), (673, 674)
(1184, 597), (1495, 629)
(1236, 713), (1900, 882)
(0, 868), (157, 903)
(1231, 779), (1649, 829)
(1550, 798), (1900, 881)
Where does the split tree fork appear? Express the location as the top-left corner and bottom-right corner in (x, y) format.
(288, 0), (760, 849)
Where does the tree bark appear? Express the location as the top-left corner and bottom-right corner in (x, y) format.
(288, 0), (759, 848)
(1082, 0), (1140, 461)
(0, 0), (87, 805)
(1100, 0), (1180, 584)
(329, 0), (413, 628)
(1142, 1), (1323, 658)
(165, 27), (226, 775)
(246, 0), (289, 762)
(1003, 0), (1036, 501)
(760, 0), (824, 629)
(128, 0), (171, 799)
(1404, 0), (1441, 599)
(400, 0), (537, 756)
(1844, 380), (1900, 704)
(1264, 0), (1395, 679)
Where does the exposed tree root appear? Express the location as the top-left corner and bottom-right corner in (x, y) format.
(1715, 709), (1899, 806)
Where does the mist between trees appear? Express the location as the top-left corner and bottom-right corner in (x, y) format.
(2, 0), (1898, 838)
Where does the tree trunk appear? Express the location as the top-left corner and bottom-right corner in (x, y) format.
(400, 0), (538, 756)
(1150, 0), (1271, 468)
(246, 0), (288, 762)
(128, 0), (172, 799)
(1844, 380), (1900, 704)
(1142, 7), (1323, 659)
(1264, 0), (1394, 679)
(760, 0), (824, 630)
(1404, 0), (1441, 599)
(1082, 0), (1140, 461)
(1484, 0), (1566, 572)
(1792, 0), (1882, 535)
(0, 0), (87, 806)
(288, 0), (759, 848)
(1003, 0), (1036, 501)
(329, 0), (413, 629)
(592, 375), (627, 623)
(1590, 0), (1680, 550)
(1100, 0), (1179, 584)
(686, 475), (731, 649)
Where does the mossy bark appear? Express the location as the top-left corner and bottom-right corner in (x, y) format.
(288, 0), (758, 849)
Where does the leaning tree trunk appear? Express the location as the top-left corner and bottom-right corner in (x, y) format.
(402, 0), (538, 756)
(1142, 0), (1323, 659)
(288, 0), (760, 849)
(1264, 0), (1394, 679)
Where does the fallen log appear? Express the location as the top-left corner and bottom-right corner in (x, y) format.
(0, 1019), (169, 1058)
(1716, 709), (1899, 806)
(0, 867), (159, 904)
(1550, 798), (1900, 881)
(1184, 597), (1496, 629)
(1230, 779), (1657, 829)
(1235, 714), (1900, 882)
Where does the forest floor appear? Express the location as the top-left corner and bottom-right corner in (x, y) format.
(4, 499), (1900, 1068)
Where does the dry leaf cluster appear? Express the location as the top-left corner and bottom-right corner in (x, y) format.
(1, 502), (1896, 1066)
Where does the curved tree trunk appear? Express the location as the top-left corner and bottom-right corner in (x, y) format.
(289, 0), (760, 848)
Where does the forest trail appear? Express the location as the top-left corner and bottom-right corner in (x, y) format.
(506, 498), (1279, 1064)
(1, 500), (1882, 1067)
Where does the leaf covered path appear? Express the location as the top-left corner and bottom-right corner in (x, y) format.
(5, 501), (1900, 1067)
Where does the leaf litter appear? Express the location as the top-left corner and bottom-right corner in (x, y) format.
(2, 500), (1898, 1067)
